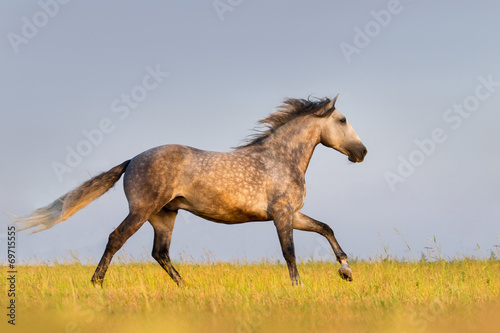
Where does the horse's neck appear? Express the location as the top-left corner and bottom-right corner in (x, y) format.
(265, 117), (321, 175)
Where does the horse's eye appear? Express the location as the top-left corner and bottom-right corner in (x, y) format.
(340, 118), (346, 123)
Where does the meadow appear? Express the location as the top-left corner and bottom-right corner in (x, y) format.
(2, 258), (500, 333)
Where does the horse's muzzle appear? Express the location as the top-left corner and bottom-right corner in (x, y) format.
(348, 145), (367, 163)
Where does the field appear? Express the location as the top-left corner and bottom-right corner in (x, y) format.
(2, 258), (500, 333)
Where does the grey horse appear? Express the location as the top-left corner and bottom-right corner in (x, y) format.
(16, 95), (367, 286)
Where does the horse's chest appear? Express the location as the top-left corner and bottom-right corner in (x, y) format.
(271, 173), (306, 205)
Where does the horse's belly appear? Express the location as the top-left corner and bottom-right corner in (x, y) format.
(166, 194), (269, 223)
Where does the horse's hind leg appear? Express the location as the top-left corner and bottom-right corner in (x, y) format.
(293, 212), (353, 281)
(149, 209), (183, 286)
(91, 212), (149, 286)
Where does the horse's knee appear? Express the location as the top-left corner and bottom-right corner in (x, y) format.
(317, 221), (334, 237)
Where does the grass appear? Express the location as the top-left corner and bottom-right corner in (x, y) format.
(2, 258), (500, 333)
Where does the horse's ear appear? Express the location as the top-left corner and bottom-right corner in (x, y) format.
(326, 94), (338, 110)
(331, 94), (339, 109)
(322, 94), (338, 116)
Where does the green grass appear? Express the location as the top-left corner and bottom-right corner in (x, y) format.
(2, 259), (500, 333)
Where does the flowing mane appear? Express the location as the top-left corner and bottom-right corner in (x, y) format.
(237, 97), (334, 148)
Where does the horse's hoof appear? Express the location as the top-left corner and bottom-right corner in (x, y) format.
(338, 267), (353, 281)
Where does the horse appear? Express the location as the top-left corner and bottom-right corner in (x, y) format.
(15, 95), (367, 286)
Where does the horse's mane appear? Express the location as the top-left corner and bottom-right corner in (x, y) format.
(236, 97), (333, 149)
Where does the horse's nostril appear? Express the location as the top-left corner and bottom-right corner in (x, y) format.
(362, 148), (367, 157)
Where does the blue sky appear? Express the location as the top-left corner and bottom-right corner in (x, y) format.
(1, 0), (499, 263)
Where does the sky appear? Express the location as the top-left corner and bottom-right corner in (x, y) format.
(1, 0), (499, 264)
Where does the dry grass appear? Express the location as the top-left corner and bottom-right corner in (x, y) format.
(2, 259), (500, 333)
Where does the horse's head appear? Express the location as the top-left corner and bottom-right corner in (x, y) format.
(319, 95), (367, 163)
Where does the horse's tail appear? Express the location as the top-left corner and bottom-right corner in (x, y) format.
(15, 160), (131, 233)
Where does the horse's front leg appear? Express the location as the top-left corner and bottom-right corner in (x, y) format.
(271, 203), (301, 286)
(293, 212), (353, 281)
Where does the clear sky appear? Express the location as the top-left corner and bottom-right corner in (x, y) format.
(1, 0), (499, 264)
